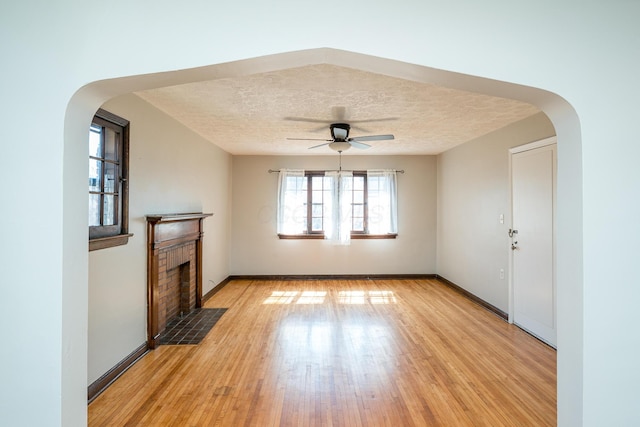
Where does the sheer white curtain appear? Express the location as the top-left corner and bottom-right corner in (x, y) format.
(367, 169), (398, 234)
(277, 169), (306, 234)
(325, 171), (353, 245)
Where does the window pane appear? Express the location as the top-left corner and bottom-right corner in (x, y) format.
(353, 204), (364, 218)
(312, 217), (323, 231)
(291, 208), (306, 231)
(104, 127), (118, 161)
(286, 176), (306, 191)
(89, 194), (102, 227)
(89, 194), (101, 226)
(353, 218), (364, 231)
(89, 125), (102, 158)
(89, 159), (102, 192)
(353, 190), (364, 204)
(312, 190), (323, 203)
(353, 176), (364, 190)
(312, 203), (323, 217)
(312, 176), (324, 188)
(103, 195), (116, 226)
(104, 162), (117, 193)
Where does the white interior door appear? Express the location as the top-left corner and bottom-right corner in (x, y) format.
(510, 140), (556, 347)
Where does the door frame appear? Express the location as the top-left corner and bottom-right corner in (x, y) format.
(507, 136), (557, 335)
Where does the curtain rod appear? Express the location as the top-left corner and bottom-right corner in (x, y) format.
(268, 169), (404, 174)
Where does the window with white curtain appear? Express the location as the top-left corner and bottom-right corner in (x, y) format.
(276, 169), (306, 235)
(366, 169), (398, 235)
(277, 169), (398, 242)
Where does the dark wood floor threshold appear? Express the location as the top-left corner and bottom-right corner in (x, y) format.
(88, 343), (148, 403)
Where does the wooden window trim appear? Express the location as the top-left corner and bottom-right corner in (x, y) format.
(89, 233), (134, 251)
(89, 109), (132, 251)
(306, 172), (325, 234)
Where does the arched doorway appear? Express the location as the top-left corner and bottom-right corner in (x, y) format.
(65, 48), (582, 424)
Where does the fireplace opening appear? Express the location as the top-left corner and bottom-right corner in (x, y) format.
(163, 261), (195, 325)
(155, 241), (198, 338)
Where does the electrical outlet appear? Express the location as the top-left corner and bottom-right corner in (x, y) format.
(499, 269), (505, 279)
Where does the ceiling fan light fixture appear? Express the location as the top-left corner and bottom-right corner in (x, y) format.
(329, 141), (351, 152)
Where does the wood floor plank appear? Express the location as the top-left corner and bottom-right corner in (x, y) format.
(89, 279), (556, 426)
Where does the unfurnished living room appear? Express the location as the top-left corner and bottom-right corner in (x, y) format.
(5, 3), (640, 427)
(85, 52), (558, 425)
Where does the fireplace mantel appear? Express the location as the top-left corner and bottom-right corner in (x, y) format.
(146, 212), (213, 348)
(146, 212), (213, 223)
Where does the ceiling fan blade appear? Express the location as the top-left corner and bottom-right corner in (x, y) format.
(286, 137), (332, 141)
(348, 117), (399, 124)
(350, 141), (371, 149)
(349, 134), (395, 142)
(284, 116), (334, 124)
(308, 142), (331, 149)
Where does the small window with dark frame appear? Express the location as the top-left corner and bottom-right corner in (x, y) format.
(88, 109), (132, 251)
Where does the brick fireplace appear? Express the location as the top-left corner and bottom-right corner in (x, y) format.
(146, 213), (212, 349)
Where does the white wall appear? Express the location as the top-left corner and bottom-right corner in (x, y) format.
(4, 2), (640, 426)
(231, 155), (436, 275)
(437, 113), (556, 311)
(88, 94), (232, 384)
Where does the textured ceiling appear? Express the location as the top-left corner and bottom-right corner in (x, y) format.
(135, 64), (540, 156)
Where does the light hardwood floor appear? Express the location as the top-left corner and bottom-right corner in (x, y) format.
(88, 279), (556, 426)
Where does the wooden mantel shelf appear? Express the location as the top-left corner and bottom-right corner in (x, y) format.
(146, 213), (213, 252)
(146, 212), (213, 223)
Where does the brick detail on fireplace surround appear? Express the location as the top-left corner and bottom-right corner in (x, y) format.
(146, 213), (213, 349)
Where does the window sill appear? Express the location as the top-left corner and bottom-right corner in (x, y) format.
(89, 233), (133, 251)
(278, 233), (397, 240)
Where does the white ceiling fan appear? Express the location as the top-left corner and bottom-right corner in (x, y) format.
(287, 122), (395, 152)
(284, 106), (396, 152)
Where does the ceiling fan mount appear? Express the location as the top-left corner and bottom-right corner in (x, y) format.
(287, 122), (395, 152)
(330, 123), (351, 141)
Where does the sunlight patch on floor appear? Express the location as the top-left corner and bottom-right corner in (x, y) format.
(296, 291), (327, 304)
(263, 291), (298, 304)
(263, 290), (396, 305)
